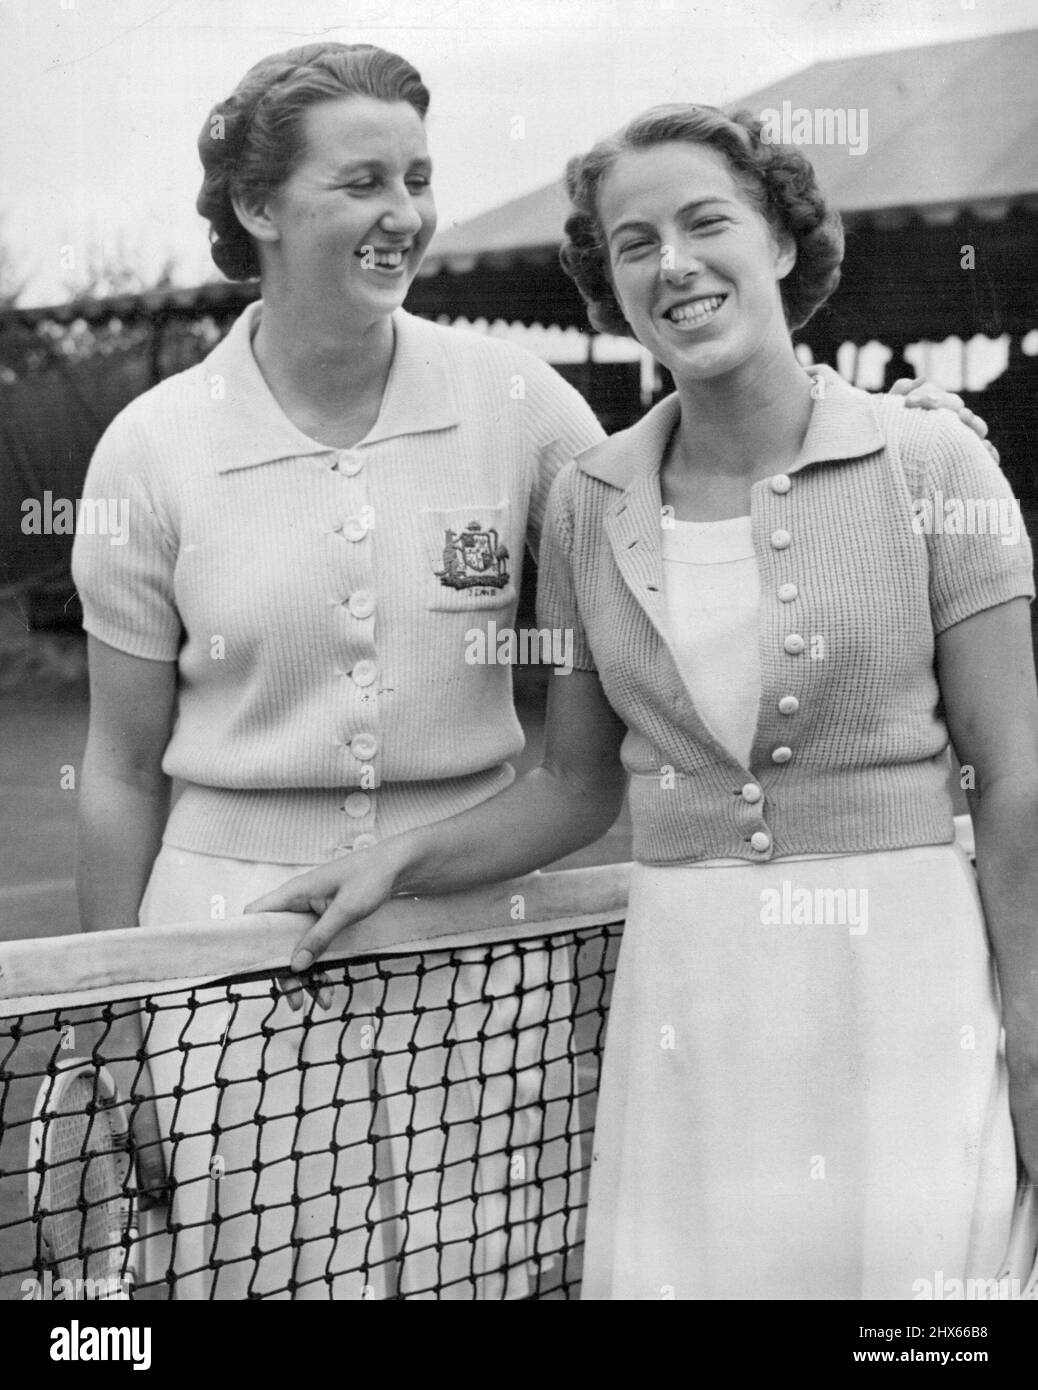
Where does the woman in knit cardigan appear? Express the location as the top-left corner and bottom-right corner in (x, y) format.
(71, 42), (610, 1300)
(255, 104), (1038, 1299)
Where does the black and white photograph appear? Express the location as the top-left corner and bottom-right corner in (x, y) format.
(1, 0), (1037, 1358)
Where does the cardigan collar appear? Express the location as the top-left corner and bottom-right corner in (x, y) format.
(575, 364), (885, 491)
(206, 301), (460, 474)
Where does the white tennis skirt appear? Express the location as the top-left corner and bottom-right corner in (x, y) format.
(136, 845), (573, 1300)
(580, 843), (1017, 1300)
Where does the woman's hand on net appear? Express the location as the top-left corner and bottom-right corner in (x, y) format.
(889, 377), (998, 461)
(245, 847), (400, 1008)
(274, 969), (335, 1013)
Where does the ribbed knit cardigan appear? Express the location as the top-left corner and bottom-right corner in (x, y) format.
(537, 365), (1035, 865)
(71, 303), (604, 863)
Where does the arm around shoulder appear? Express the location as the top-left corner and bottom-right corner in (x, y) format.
(910, 412), (1035, 635)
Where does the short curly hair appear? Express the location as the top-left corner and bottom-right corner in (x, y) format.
(559, 103), (844, 335)
(197, 43), (430, 282)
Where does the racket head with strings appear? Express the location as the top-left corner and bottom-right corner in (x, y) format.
(27, 1058), (139, 1299)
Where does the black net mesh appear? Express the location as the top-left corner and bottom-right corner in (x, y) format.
(0, 922), (622, 1300)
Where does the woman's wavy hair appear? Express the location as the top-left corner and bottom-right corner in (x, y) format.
(197, 43), (430, 281)
(559, 103), (844, 335)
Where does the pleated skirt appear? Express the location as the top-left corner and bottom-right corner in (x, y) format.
(580, 843), (1017, 1300)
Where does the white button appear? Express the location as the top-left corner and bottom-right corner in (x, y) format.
(343, 792), (372, 818)
(770, 529), (792, 550)
(778, 695), (799, 715)
(348, 590), (375, 619)
(750, 831), (772, 852)
(351, 833), (378, 850)
(783, 633), (805, 655)
(770, 474), (792, 494)
(338, 452), (363, 476)
(342, 516), (369, 542)
(777, 582), (798, 602)
(350, 732), (378, 760)
(351, 660), (377, 686)
(741, 783), (762, 803)
(771, 746), (793, 764)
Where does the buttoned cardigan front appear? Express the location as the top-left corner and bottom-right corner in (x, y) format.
(72, 302), (603, 863)
(537, 366), (1035, 865)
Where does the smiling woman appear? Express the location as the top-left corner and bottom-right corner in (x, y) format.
(560, 104), (843, 342)
(247, 100), (1038, 1303)
(70, 41), (606, 1300)
(196, 47), (437, 450)
(543, 106), (1038, 1299)
(196, 45), (433, 284)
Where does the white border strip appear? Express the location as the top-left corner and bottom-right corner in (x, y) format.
(0, 864), (631, 1017)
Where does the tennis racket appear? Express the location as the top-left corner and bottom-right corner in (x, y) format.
(27, 1058), (139, 1300)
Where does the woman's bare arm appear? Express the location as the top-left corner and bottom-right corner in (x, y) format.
(937, 596), (1038, 1181)
(75, 635), (178, 1200)
(77, 636), (177, 934)
(248, 668), (629, 972)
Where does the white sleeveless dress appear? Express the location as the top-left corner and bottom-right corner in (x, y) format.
(580, 516), (1016, 1300)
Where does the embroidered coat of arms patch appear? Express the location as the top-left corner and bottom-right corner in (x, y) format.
(435, 521), (511, 591)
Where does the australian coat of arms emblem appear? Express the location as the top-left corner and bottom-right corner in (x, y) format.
(435, 521), (511, 591)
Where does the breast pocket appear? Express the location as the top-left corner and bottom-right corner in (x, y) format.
(420, 500), (519, 613)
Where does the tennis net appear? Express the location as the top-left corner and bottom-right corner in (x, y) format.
(0, 864), (627, 1301)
